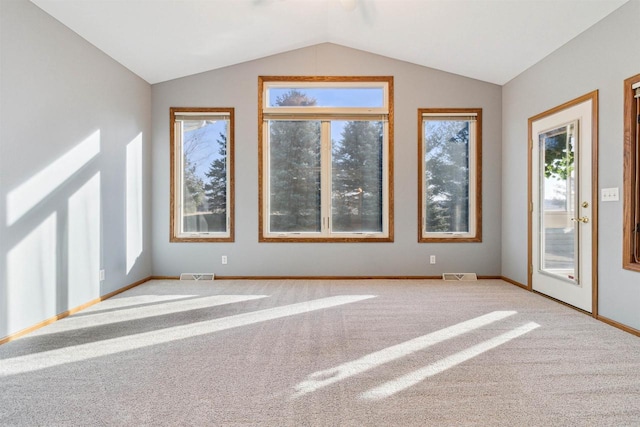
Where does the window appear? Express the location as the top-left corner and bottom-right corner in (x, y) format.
(418, 108), (482, 242)
(623, 73), (640, 272)
(170, 107), (234, 242)
(258, 76), (393, 242)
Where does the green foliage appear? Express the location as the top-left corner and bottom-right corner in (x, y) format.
(205, 130), (228, 214)
(543, 131), (574, 180)
(331, 121), (383, 232)
(424, 120), (470, 233)
(269, 90), (321, 232)
(267, 90), (386, 233)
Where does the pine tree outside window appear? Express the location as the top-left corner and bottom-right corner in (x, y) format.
(258, 76), (393, 242)
(170, 108), (234, 242)
(419, 108), (482, 242)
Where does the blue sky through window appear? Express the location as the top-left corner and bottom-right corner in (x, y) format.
(184, 120), (227, 179)
(268, 87), (383, 143)
(268, 87), (383, 108)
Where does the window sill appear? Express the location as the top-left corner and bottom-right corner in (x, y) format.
(419, 236), (481, 243)
(171, 235), (233, 243)
(259, 235), (393, 243)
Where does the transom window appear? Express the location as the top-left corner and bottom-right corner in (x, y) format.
(418, 108), (482, 242)
(258, 76), (393, 242)
(170, 107), (234, 242)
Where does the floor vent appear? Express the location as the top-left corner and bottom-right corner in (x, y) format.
(442, 273), (477, 281)
(180, 273), (215, 281)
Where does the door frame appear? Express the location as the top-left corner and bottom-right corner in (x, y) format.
(527, 91), (599, 317)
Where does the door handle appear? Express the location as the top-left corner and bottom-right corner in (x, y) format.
(571, 217), (589, 223)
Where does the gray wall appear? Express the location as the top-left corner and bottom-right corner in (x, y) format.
(0, 0), (152, 338)
(151, 43), (502, 277)
(3, 0), (637, 339)
(502, 0), (640, 329)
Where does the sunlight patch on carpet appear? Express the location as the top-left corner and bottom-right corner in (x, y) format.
(35, 295), (269, 335)
(360, 322), (540, 400)
(292, 310), (517, 398)
(0, 295), (376, 377)
(80, 294), (198, 315)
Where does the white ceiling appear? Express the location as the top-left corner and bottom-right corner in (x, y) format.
(30, 0), (628, 85)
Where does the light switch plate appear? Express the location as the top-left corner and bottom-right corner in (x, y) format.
(601, 187), (619, 202)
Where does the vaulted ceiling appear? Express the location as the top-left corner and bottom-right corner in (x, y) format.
(30, 0), (628, 85)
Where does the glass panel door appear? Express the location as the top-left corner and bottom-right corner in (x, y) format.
(530, 94), (595, 313)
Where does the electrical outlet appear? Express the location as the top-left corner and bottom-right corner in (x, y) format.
(430, 255), (436, 265)
(601, 187), (619, 202)
(99, 270), (105, 281)
(221, 255), (228, 265)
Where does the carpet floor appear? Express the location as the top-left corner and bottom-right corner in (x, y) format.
(1, 279), (639, 426)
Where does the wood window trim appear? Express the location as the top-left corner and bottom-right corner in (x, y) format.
(257, 76), (394, 243)
(623, 73), (640, 272)
(170, 107), (235, 243)
(417, 108), (483, 243)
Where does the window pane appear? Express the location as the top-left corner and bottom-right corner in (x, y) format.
(181, 119), (228, 233)
(269, 120), (322, 232)
(259, 76), (392, 241)
(424, 120), (470, 233)
(268, 87), (384, 108)
(331, 120), (383, 233)
(539, 124), (577, 281)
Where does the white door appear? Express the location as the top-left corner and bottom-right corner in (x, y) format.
(531, 96), (595, 312)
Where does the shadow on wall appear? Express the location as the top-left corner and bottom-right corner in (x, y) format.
(2, 130), (145, 339)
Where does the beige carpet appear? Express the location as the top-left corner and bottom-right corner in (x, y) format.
(1, 279), (639, 426)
